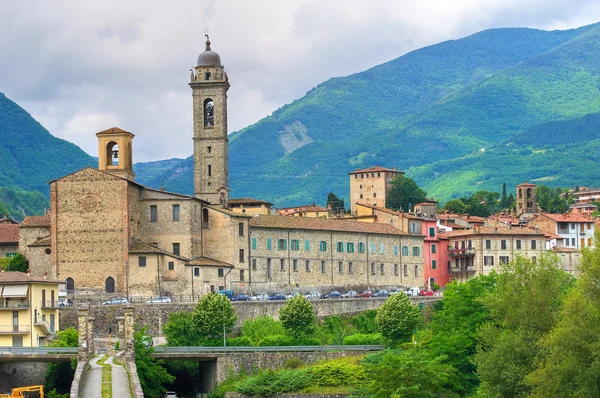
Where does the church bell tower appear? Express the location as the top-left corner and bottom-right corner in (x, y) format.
(190, 34), (230, 206)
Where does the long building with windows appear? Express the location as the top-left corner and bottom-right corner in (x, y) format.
(247, 215), (424, 292)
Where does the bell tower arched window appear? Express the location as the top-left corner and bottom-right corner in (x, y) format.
(105, 276), (115, 293)
(106, 141), (119, 166)
(204, 98), (214, 127)
(527, 188), (532, 198)
(66, 277), (74, 293)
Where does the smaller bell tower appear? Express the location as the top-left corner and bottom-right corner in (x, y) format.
(96, 127), (135, 181)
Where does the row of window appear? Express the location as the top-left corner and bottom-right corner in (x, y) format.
(148, 204), (211, 226)
(252, 238), (421, 256)
(353, 172), (384, 179)
(191, 267), (246, 282)
(252, 258), (419, 277)
(452, 239), (540, 250)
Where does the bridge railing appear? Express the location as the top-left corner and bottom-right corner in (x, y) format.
(152, 345), (385, 354)
(0, 346), (78, 355)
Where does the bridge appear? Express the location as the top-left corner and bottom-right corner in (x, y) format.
(0, 346), (78, 362)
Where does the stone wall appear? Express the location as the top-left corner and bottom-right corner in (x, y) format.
(59, 297), (439, 337)
(0, 362), (47, 394)
(69, 360), (87, 398)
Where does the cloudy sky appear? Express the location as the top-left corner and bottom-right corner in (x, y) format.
(2, 0), (600, 162)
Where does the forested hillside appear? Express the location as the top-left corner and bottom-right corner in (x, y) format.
(135, 23), (600, 204)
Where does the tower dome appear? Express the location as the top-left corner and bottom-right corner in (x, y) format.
(197, 37), (222, 67)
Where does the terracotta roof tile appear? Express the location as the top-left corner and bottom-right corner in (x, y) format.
(0, 224), (19, 244)
(0, 271), (63, 284)
(229, 198), (273, 206)
(188, 257), (234, 267)
(249, 215), (415, 236)
(445, 226), (544, 238)
(29, 236), (51, 247)
(537, 213), (593, 223)
(348, 166), (404, 174)
(20, 215), (51, 228)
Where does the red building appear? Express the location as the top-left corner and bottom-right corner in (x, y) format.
(422, 218), (450, 289)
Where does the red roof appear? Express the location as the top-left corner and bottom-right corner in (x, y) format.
(516, 182), (536, 187)
(537, 213), (593, 223)
(348, 166), (404, 175)
(0, 224), (19, 244)
(0, 271), (63, 284)
(20, 215), (51, 228)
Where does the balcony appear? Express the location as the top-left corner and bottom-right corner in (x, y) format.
(34, 317), (51, 336)
(0, 301), (30, 310)
(41, 301), (59, 309)
(0, 325), (30, 334)
(448, 248), (475, 257)
(449, 265), (477, 273)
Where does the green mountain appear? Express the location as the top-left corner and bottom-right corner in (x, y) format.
(0, 93), (95, 219)
(134, 23), (600, 205)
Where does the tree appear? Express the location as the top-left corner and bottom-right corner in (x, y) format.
(386, 175), (427, 212)
(375, 292), (421, 346)
(135, 328), (175, 398)
(427, 274), (496, 396)
(442, 199), (468, 214)
(326, 192), (345, 213)
(526, 234), (600, 397)
(279, 296), (316, 339)
(163, 312), (201, 346)
(6, 253), (28, 272)
(474, 254), (572, 398)
(535, 185), (569, 213)
(45, 328), (78, 394)
(191, 292), (237, 341)
(365, 349), (459, 398)
(241, 316), (286, 346)
(500, 182), (508, 208)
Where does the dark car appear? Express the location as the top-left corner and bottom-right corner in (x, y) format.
(233, 294), (250, 301)
(373, 289), (389, 297)
(357, 290), (373, 298)
(324, 290), (341, 299)
(269, 293), (287, 300)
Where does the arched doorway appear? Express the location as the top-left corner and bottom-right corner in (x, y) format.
(105, 277), (115, 293)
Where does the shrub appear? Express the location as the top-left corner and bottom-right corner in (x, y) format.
(258, 335), (297, 346)
(342, 333), (384, 345)
(241, 316), (285, 345)
(310, 358), (367, 387)
(295, 337), (321, 346)
(350, 310), (378, 334)
(431, 282), (441, 291)
(283, 357), (304, 369)
(226, 336), (253, 346)
(236, 369), (314, 395)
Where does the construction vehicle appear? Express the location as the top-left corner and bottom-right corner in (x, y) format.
(0, 385), (44, 397)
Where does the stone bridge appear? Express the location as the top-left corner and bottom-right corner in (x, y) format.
(59, 296), (441, 337)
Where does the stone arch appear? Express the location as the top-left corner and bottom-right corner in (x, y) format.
(66, 277), (75, 293)
(204, 98), (214, 127)
(105, 276), (115, 293)
(518, 188), (523, 199)
(106, 141), (119, 166)
(527, 188), (533, 198)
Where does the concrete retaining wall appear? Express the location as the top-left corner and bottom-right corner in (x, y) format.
(59, 297), (439, 337)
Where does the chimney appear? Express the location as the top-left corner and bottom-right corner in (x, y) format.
(26, 269), (31, 277)
(43, 272), (48, 280)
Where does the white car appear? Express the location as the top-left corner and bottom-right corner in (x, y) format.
(163, 392), (177, 398)
(147, 296), (172, 304)
(250, 293), (269, 301)
(305, 291), (321, 300)
(405, 287), (421, 297)
(286, 291), (301, 299)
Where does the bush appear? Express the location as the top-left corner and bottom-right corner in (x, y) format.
(283, 357), (304, 369)
(342, 333), (384, 345)
(236, 369), (314, 396)
(241, 316), (285, 345)
(295, 337), (321, 346)
(310, 358), (367, 387)
(350, 310), (378, 334)
(431, 282), (441, 291)
(226, 336), (253, 346)
(258, 335), (297, 346)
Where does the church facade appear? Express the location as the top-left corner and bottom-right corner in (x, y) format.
(24, 36), (425, 297)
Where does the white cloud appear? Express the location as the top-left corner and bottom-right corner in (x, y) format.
(2, 0), (600, 162)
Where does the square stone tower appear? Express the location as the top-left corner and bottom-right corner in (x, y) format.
(516, 182), (536, 215)
(349, 166), (404, 213)
(190, 35), (230, 206)
(96, 127), (135, 181)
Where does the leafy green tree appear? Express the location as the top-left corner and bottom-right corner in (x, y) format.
(364, 349), (459, 398)
(163, 312), (201, 346)
(241, 316), (286, 346)
(375, 292), (421, 346)
(442, 199), (468, 214)
(500, 182), (508, 208)
(386, 175), (427, 212)
(45, 328), (78, 394)
(427, 274), (496, 396)
(326, 192), (345, 213)
(135, 328), (175, 398)
(6, 253), (28, 272)
(279, 296), (316, 339)
(474, 254), (572, 398)
(535, 185), (569, 213)
(191, 292), (237, 340)
(526, 234), (600, 397)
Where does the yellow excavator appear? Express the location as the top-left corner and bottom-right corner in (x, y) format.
(0, 385), (44, 397)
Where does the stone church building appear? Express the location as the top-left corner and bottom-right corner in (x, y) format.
(24, 36), (425, 297)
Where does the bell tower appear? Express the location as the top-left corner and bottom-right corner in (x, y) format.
(96, 127), (135, 181)
(190, 34), (230, 206)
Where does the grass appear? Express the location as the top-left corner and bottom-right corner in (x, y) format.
(96, 355), (112, 398)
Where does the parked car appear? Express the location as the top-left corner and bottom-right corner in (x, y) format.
(405, 287), (421, 297)
(373, 289), (389, 298)
(58, 298), (73, 307)
(217, 289), (235, 300)
(286, 291), (302, 299)
(147, 296), (172, 304)
(323, 290), (341, 299)
(250, 293), (269, 301)
(305, 291), (322, 300)
(269, 293), (287, 300)
(389, 288), (402, 295)
(102, 297), (129, 305)
(357, 290), (373, 298)
(232, 294), (250, 301)
(163, 391), (178, 398)
(419, 289), (435, 296)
